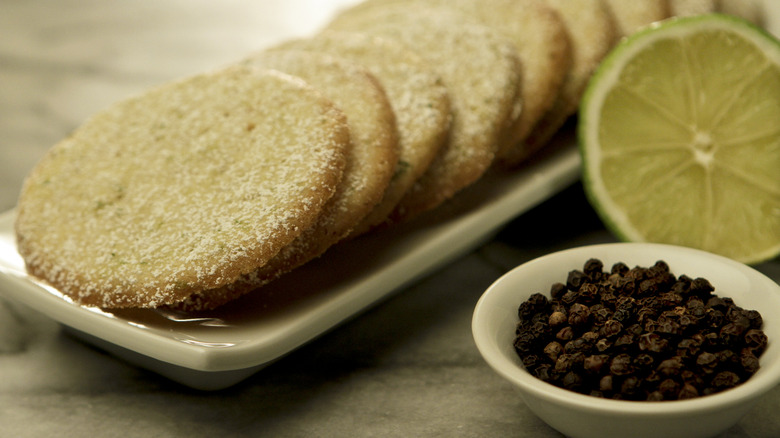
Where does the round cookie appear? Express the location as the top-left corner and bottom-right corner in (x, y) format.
(15, 66), (350, 308)
(175, 50), (399, 310)
(342, 0), (572, 168)
(445, 0), (571, 152)
(272, 31), (452, 234)
(435, 0), (572, 162)
(501, 0), (619, 167)
(243, 49), (398, 236)
(327, 5), (523, 221)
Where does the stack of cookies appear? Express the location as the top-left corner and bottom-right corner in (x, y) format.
(14, 0), (766, 311)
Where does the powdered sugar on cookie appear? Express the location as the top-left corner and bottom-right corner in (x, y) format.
(15, 66), (350, 308)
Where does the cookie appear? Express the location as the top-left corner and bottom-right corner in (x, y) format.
(501, 0), (618, 167)
(332, 0), (571, 159)
(272, 31), (452, 234)
(327, 5), (523, 221)
(603, 0), (671, 37)
(241, 50), (398, 273)
(449, 0), (571, 154)
(15, 66), (350, 308)
(174, 50), (400, 310)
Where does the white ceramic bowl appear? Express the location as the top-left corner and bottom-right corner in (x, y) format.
(472, 242), (780, 438)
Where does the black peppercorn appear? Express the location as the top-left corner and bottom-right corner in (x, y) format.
(696, 352), (718, 374)
(610, 354), (634, 376)
(522, 354), (543, 370)
(567, 269), (587, 290)
(599, 375), (613, 392)
(726, 307), (751, 327)
(658, 378), (680, 399)
(702, 332), (723, 351)
(513, 258), (766, 401)
(613, 333), (636, 351)
(633, 353), (655, 371)
(584, 258), (604, 277)
(657, 356), (684, 377)
(650, 260), (670, 275)
(612, 308), (633, 324)
(678, 313), (699, 331)
(658, 292), (683, 307)
(590, 304), (612, 325)
(615, 296), (637, 313)
(582, 331), (599, 344)
(532, 364), (553, 382)
(578, 283), (600, 304)
(568, 303), (591, 327)
(678, 383), (699, 399)
(711, 371), (741, 390)
(720, 322), (746, 348)
(561, 290), (579, 306)
(639, 278), (661, 296)
(548, 311), (567, 328)
(670, 275), (692, 296)
(655, 317), (682, 336)
(611, 262), (629, 275)
(744, 329), (768, 355)
(690, 277), (714, 295)
(599, 291), (618, 308)
(556, 326), (574, 342)
(595, 338), (612, 353)
(740, 349), (761, 375)
(600, 319), (623, 339)
(706, 296), (728, 310)
(716, 350), (739, 370)
(584, 354), (610, 374)
(744, 310), (763, 329)
(625, 323), (644, 336)
(705, 308), (726, 329)
(638, 332), (669, 354)
(644, 370), (662, 388)
(543, 341), (564, 362)
(676, 337), (703, 359)
(561, 371), (584, 392)
(554, 354), (575, 373)
(621, 376), (643, 399)
(519, 293), (549, 320)
(564, 337), (592, 355)
(550, 282), (567, 301)
(686, 297), (706, 317)
(646, 391), (664, 401)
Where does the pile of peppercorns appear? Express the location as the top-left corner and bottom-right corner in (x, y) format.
(514, 258), (768, 401)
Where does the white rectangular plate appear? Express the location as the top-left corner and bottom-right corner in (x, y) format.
(0, 135), (579, 390)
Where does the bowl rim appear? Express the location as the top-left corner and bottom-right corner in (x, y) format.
(472, 242), (780, 416)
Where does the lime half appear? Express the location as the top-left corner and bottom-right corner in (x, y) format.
(579, 14), (780, 264)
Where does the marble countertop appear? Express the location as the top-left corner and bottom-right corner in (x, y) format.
(1, 1), (779, 437)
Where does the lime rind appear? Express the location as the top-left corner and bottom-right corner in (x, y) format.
(578, 13), (780, 264)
